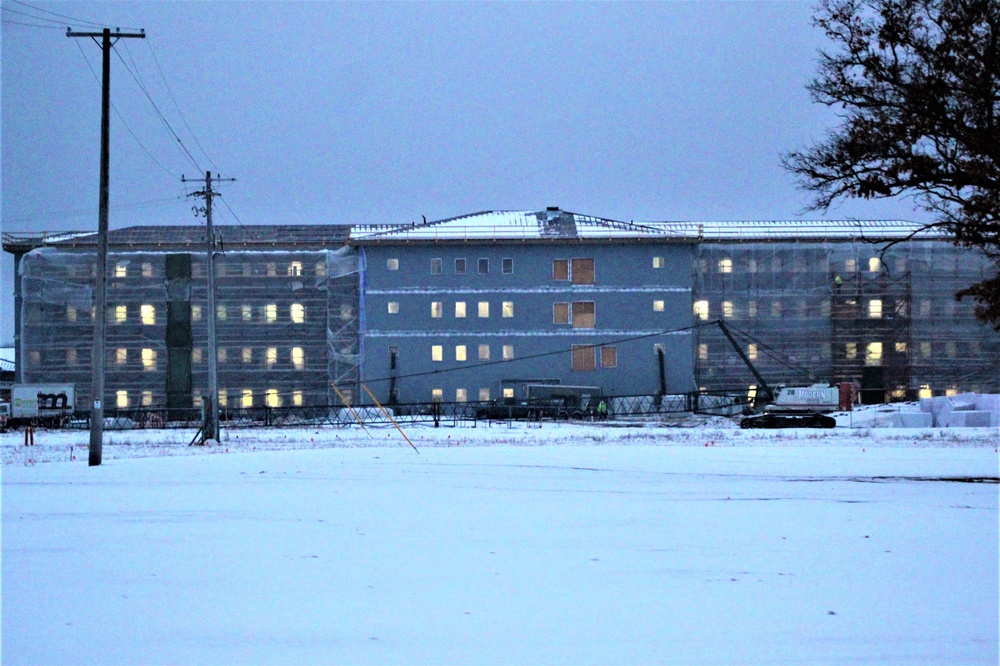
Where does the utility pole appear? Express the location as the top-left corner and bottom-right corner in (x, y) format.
(184, 172), (234, 444)
(67, 27), (145, 467)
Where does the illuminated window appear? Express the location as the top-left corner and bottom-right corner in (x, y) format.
(430, 258), (442, 274)
(502, 258), (513, 274)
(553, 259), (569, 280)
(653, 256), (664, 268)
(141, 390), (153, 407)
(478, 258), (489, 274)
(653, 300), (665, 312)
(192, 305), (202, 321)
(216, 304), (227, 320)
(571, 302), (595, 328)
(218, 390), (228, 408)
(115, 305), (127, 323)
(265, 304), (277, 323)
(503, 388), (515, 399)
(600, 346), (617, 368)
(479, 344), (490, 360)
(387, 258), (399, 270)
(140, 304), (155, 325)
(698, 343), (708, 361)
(291, 347), (304, 370)
(455, 258), (466, 274)
(388, 302), (399, 314)
(242, 347), (253, 364)
(865, 342), (883, 366)
(341, 304), (354, 319)
(217, 347), (228, 363)
(266, 389), (281, 408)
(478, 302), (490, 318)
(142, 262), (153, 278)
(139, 348), (156, 371)
(502, 301), (514, 318)
(844, 258), (857, 273)
(242, 305), (253, 322)
(242, 390), (253, 408)
(292, 390), (303, 406)
(115, 262), (127, 278)
(846, 342), (858, 360)
(432, 389), (443, 402)
(315, 261), (326, 276)
(66, 305), (77, 322)
(479, 388), (491, 401)
(748, 300), (757, 318)
(895, 342), (907, 353)
(921, 341), (932, 358)
(455, 302), (466, 318)
(66, 349), (78, 366)
(918, 385), (932, 400)
(693, 300), (709, 320)
(718, 258), (732, 273)
(192, 348), (203, 363)
(266, 347), (278, 368)
(553, 302), (569, 324)
(748, 343), (758, 360)
(290, 303), (305, 323)
(116, 348), (128, 366)
(722, 301), (733, 318)
(28, 350), (40, 366)
(572, 345), (596, 371)
(456, 388), (468, 402)
(455, 345), (467, 362)
(116, 390), (129, 408)
(431, 302), (443, 318)
(503, 345), (514, 360)
(288, 261), (302, 276)
(868, 257), (881, 272)
(868, 299), (883, 318)
(432, 345), (443, 362)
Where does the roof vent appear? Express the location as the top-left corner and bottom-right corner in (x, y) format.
(546, 206), (560, 212)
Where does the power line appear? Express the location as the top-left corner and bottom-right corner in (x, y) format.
(1, 17), (66, 29)
(5, 196), (187, 224)
(9, 0), (140, 31)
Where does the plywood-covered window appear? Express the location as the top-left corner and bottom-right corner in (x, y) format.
(553, 259), (569, 280)
(600, 346), (617, 368)
(572, 345), (596, 371)
(571, 301), (595, 329)
(571, 258), (595, 285)
(553, 302), (569, 324)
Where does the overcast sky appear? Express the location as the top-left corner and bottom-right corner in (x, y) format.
(1, 1), (928, 345)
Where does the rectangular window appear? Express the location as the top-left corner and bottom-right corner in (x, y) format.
(192, 348), (203, 363)
(288, 261), (302, 277)
(115, 305), (127, 323)
(455, 302), (466, 318)
(315, 260), (326, 276)
(432, 345), (443, 362)
(218, 347), (228, 363)
(502, 345), (514, 360)
(142, 348), (157, 371)
(653, 300), (665, 312)
(600, 346), (617, 368)
(455, 345), (467, 361)
(116, 390), (129, 408)
(266, 347), (278, 368)
(242, 305), (253, 322)
(66, 305), (77, 322)
(290, 303), (305, 323)
(722, 301), (733, 318)
(341, 304), (354, 319)
(291, 347), (305, 370)
(868, 257), (881, 272)
(456, 388), (468, 403)
(265, 304), (277, 323)
(242, 347), (253, 364)
(553, 259), (569, 280)
(846, 342), (858, 360)
(455, 258), (466, 274)
(693, 300), (709, 320)
(571, 258), (595, 285)
(141, 262), (153, 278)
(266, 389), (281, 408)
(698, 343), (708, 361)
(217, 304), (227, 321)
(503, 387), (515, 399)
(478, 302), (490, 318)
(945, 341), (957, 358)
(866, 342), (883, 366)
(387, 258), (399, 270)
(895, 342), (908, 353)
(572, 345), (596, 371)
(571, 301), (595, 328)
(431, 258), (443, 274)
(502, 258), (513, 274)
(502, 301), (514, 318)
(920, 341), (932, 358)
(192, 304), (202, 322)
(142, 390), (153, 407)
(771, 301), (782, 318)
(388, 301), (399, 314)
(718, 258), (732, 273)
(432, 388), (443, 402)
(242, 390), (253, 408)
(653, 256), (664, 268)
(748, 300), (757, 318)
(218, 390), (228, 408)
(748, 258), (758, 273)
(431, 302), (443, 318)
(115, 262), (127, 278)
(66, 349), (78, 366)
(844, 258), (857, 273)
(868, 299), (883, 318)
(748, 343), (758, 361)
(553, 302), (569, 324)
(478, 258), (489, 274)
(479, 388), (490, 401)
(116, 348), (128, 366)
(292, 390), (303, 406)
(478, 344), (490, 360)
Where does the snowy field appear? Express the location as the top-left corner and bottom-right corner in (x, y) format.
(2, 420), (998, 665)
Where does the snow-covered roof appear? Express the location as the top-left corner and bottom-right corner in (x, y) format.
(349, 210), (943, 243)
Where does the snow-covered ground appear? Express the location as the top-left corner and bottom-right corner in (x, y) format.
(2, 421), (997, 664)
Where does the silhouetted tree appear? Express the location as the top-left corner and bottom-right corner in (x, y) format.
(784, 0), (1000, 329)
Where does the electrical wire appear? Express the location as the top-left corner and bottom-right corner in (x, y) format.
(8, 0), (142, 31)
(1, 17), (66, 29)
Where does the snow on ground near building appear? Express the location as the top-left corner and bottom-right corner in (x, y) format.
(2, 422), (997, 665)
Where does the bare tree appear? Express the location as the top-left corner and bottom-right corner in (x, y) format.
(784, 0), (1000, 329)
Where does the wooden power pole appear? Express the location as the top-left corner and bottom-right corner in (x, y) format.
(66, 27), (145, 467)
